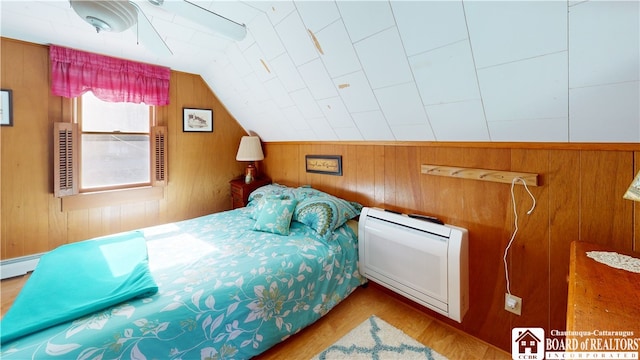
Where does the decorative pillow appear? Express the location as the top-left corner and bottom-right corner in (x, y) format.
(292, 186), (325, 200)
(247, 184), (294, 207)
(292, 187), (363, 209)
(292, 186), (363, 213)
(247, 184), (295, 220)
(292, 187), (362, 240)
(250, 194), (281, 220)
(253, 198), (298, 236)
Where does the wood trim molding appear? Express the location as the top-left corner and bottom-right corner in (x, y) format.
(61, 186), (163, 211)
(634, 151), (640, 253)
(264, 141), (640, 151)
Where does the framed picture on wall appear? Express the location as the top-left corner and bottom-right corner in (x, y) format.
(305, 155), (343, 176)
(1, 89), (13, 126)
(183, 108), (213, 132)
(624, 170), (640, 202)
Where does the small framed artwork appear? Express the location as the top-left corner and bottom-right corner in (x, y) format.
(183, 107), (213, 132)
(1, 89), (13, 126)
(305, 155), (342, 176)
(623, 170), (640, 202)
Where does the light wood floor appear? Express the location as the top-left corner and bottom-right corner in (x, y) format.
(2, 275), (510, 359)
(1, 274), (29, 317)
(257, 284), (511, 360)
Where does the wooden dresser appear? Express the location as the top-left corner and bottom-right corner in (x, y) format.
(567, 241), (640, 334)
(229, 177), (271, 209)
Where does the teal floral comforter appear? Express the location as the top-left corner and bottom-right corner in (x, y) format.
(1, 208), (365, 359)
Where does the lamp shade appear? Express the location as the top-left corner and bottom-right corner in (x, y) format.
(236, 136), (264, 161)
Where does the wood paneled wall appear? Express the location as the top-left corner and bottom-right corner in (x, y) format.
(262, 142), (639, 351)
(2, 37), (639, 353)
(0, 39), (247, 259)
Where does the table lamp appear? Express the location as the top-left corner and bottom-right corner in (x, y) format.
(236, 136), (264, 184)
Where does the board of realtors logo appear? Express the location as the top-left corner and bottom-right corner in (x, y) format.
(512, 328), (545, 360)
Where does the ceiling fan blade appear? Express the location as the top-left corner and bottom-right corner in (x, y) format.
(157, 0), (247, 41)
(130, 2), (173, 56)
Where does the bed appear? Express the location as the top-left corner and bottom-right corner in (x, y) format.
(0, 185), (366, 359)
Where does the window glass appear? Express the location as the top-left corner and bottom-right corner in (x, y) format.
(82, 92), (149, 133)
(80, 92), (150, 190)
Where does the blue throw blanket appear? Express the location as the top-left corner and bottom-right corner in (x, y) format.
(1, 231), (158, 343)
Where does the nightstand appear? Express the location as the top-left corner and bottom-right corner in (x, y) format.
(230, 177), (271, 209)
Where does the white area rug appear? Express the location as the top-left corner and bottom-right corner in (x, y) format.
(311, 315), (448, 360)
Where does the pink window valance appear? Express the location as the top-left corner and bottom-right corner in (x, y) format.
(50, 45), (170, 106)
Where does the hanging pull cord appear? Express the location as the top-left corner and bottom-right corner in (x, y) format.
(503, 177), (537, 295)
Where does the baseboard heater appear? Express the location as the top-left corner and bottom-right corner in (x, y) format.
(0, 253), (42, 280)
(358, 207), (469, 322)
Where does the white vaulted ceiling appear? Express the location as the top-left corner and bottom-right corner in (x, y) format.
(1, 1), (639, 142)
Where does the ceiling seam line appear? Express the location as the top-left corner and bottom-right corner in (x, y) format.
(461, 0), (491, 141)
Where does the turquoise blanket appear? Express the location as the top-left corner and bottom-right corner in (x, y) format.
(1, 231), (158, 343)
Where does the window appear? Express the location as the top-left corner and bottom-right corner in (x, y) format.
(80, 92), (150, 190)
(54, 93), (166, 199)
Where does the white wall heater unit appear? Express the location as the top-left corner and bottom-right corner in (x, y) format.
(358, 207), (469, 322)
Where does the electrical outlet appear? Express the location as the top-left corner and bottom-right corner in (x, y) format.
(505, 293), (522, 315)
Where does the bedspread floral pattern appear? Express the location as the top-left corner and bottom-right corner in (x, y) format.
(1, 208), (365, 359)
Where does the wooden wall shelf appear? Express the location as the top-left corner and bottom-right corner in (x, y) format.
(421, 164), (539, 187)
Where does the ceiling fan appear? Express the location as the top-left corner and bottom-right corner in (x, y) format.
(69, 0), (247, 56)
